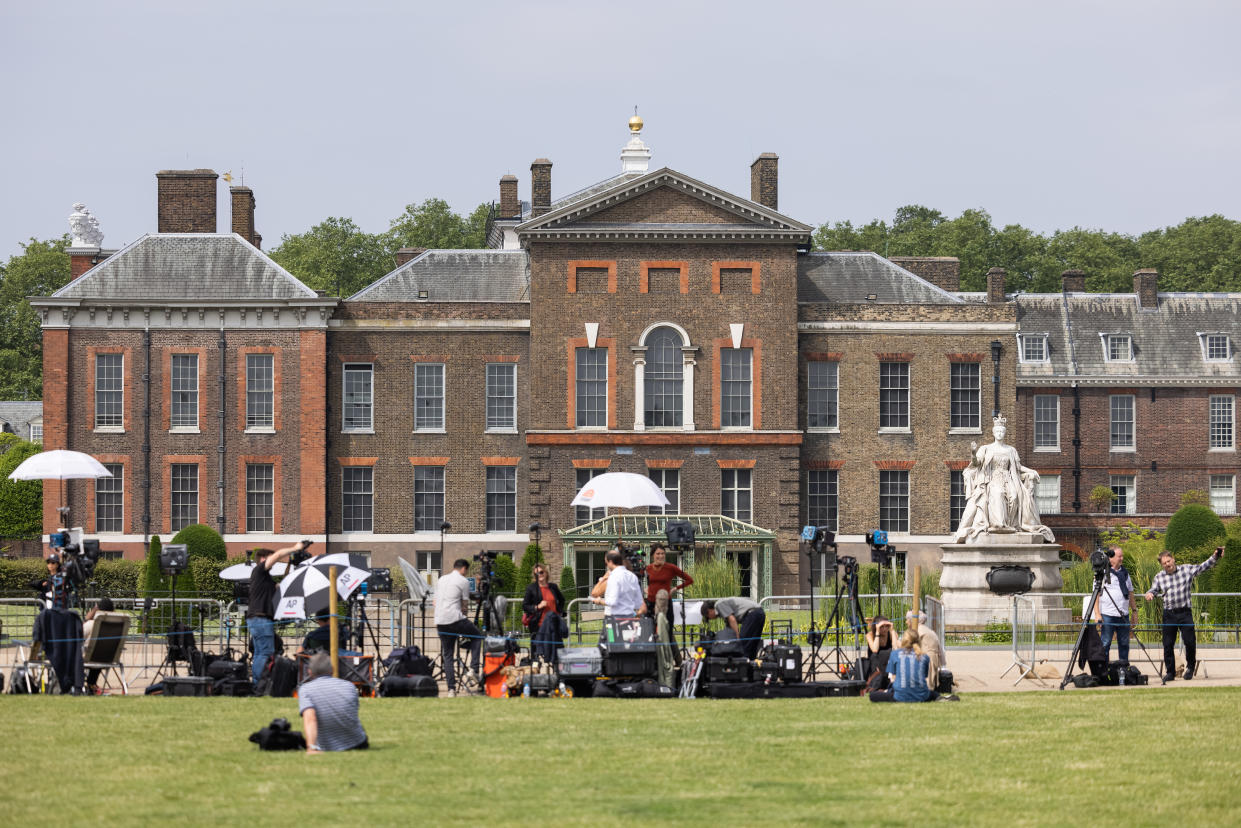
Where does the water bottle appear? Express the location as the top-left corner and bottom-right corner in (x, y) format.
(1118, 668), (1125, 686)
(558, 681), (567, 697)
(522, 681), (531, 698)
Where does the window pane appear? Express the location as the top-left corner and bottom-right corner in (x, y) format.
(1210, 475), (1236, 516)
(807, 362), (838, 429)
(648, 468), (680, 515)
(1036, 475), (1061, 514)
(486, 364), (517, 430)
(246, 463), (274, 532)
(721, 468), (752, 522)
(413, 466), (445, 531)
(721, 348), (752, 428)
(949, 470), (965, 531)
(246, 354), (274, 428)
(1022, 336), (1047, 362)
(342, 467), (373, 532)
(950, 363), (981, 430)
(575, 348), (608, 428)
(414, 364), (445, 430)
(170, 354), (198, 428)
(416, 551), (443, 580)
(1034, 395), (1060, 449)
(1209, 395), (1234, 449)
(343, 364), (373, 431)
(95, 353), (123, 428)
(486, 467), (516, 532)
(1110, 475), (1136, 515)
(171, 463), (198, 531)
(575, 468), (607, 524)
(807, 470), (838, 531)
(96, 463), (123, 533)
(1108, 335), (1132, 361)
(644, 327), (683, 427)
(879, 362), (909, 429)
(879, 470), (909, 532)
(1206, 335), (1230, 361)
(1110, 395), (1134, 449)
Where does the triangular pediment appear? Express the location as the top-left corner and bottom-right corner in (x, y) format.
(516, 168), (812, 242)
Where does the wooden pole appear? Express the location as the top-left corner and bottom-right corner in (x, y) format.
(911, 565), (922, 632)
(329, 565), (339, 678)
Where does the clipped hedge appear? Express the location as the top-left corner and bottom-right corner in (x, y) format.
(1165, 504), (1227, 554)
(91, 559), (143, 596)
(0, 557), (142, 598)
(490, 554), (518, 596)
(0, 440), (44, 538)
(0, 557), (46, 595)
(170, 523), (228, 562)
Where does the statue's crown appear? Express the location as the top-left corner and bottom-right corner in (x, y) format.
(993, 414), (1008, 428)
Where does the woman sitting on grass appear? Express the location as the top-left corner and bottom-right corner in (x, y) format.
(869, 630), (957, 703)
(864, 614), (898, 687)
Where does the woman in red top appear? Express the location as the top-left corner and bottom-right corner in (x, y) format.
(522, 564), (566, 662)
(644, 545), (693, 629)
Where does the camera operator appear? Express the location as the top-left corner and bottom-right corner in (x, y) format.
(700, 597), (766, 659)
(435, 559), (482, 696)
(1144, 545), (1223, 681)
(1097, 546), (1137, 663)
(29, 552), (85, 694)
(299, 653), (368, 754)
(248, 540), (309, 687)
(590, 549), (644, 618)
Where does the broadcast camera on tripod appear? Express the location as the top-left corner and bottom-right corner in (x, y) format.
(470, 550), (506, 634)
(802, 526), (862, 679)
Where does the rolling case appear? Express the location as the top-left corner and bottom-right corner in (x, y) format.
(705, 657), (752, 683)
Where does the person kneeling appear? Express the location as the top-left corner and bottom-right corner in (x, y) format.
(299, 653), (369, 754)
(869, 630), (957, 703)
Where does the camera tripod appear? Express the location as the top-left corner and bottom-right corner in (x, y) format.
(806, 556), (862, 680)
(1060, 567), (1165, 689)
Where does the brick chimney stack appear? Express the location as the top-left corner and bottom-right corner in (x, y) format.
(157, 169), (218, 233)
(986, 267), (1007, 303)
(890, 256), (960, 292)
(1061, 269), (1086, 292)
(1134, 268), (1159, 309)
(750, 153), (778, 210)
(530, 159), (552, 218)
(499, 175), (520, 219)
(230, 186), (258, 247)
(395, 247), (427, 266)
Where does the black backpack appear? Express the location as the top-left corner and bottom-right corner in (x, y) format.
(249, 718), (306, 751)
(257, 656), (298, 697)
(383, 646), (434, 678)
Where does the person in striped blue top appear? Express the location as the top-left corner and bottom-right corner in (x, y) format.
(869, 630), (958, 702)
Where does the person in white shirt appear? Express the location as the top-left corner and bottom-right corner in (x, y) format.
(1097, 546), (1136, 663)
(434, 559), (481, 695)
(590, 550), (645, 618)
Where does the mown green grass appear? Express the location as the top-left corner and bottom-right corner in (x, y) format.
(3, 688), (1239, 826)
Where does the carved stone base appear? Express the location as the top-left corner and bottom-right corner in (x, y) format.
(940, 541), (1072, 627)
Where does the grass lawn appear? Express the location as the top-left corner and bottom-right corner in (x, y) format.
(3, 688), (1239, 826)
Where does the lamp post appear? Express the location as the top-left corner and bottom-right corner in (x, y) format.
(439, 521), (451, 572)
(528, 521), (542, 553)
(990, 339), (1003, 418)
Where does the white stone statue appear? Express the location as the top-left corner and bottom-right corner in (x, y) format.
(69, 203), (104, 247)
(953, 414), (1054, 543)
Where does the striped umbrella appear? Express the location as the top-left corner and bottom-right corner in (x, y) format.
(274, 553), (371, 620)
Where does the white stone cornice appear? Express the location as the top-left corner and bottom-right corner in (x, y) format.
(798, 321), (1018, 334)
(329, 318), (530, 331)
(30, 298), (337, 330)
(1019, 374), (1241, 387)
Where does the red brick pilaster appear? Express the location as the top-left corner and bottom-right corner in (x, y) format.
(43, 329), (69, 533)
(299, 330), (326, 534)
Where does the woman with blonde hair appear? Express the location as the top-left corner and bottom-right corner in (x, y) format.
(869, 629), (955, 702)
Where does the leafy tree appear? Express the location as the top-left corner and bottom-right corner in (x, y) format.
(518, 541), (544, 589)
(0, 439), (43, 538)
(0, 237), (71, 399)
(385, 198), (491, 251)
(268, 217), (392, 298)
(489, 553), (518, 596)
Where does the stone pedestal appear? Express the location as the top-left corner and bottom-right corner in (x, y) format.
(940, 534), (1072, 627)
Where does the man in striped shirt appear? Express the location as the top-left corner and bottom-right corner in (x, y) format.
(299, 653), (368, 753)
(1144, 546), (1223, 681)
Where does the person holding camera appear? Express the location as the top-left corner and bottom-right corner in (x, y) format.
(590, 550), (644, 618)
(700, 597), (766, 659)
(1144, 546), (1223, 681)
(435, 558), (482, 695)
(248, 540), (310, 687)
(299, 653), (368, 754)
(1097, 546), (1136, 663)
(869, 629), (955, 702)
(29, 551), (85, 693)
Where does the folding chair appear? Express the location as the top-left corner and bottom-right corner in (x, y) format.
(83, 611), (131, 695)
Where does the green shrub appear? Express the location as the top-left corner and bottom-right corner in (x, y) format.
(91, 559), (142, 596)
(0, 557), (47, 595)
(188, 556), (234, 602)
(140, 535), (172, 597)
(685, 556), (740, 599)
(0, 440), (44, 538)
(518, 542), (544, 589)
(1088, 485), (1116, 512)
(0, 433), (22, 452)
(490, 553), (518, 596)
(1181, 489), (1210, 508)
(1206, 537), (1241, 625)
(1164, 504), (1226, 554)
(170, 523), (227, 562)
(559, 565), (579, 621)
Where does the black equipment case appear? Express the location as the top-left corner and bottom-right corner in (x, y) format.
(557, 646), (603, 679)
(379, 674), (438, 697)
(600, 617), (657, 678)
(163, 676), (213, 697)
(705, 657), (752, 684)
(761, 644), (803, 682)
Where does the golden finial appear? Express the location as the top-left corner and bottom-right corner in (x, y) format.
(628, 105), (643, 133)
(222, 171), (234, 184)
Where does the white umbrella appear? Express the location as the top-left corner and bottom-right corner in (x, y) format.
(9, 449), (113, 523)
(219, 561), (290, 581)
(274, 553), (371, 620)
(570, 472), (669, 510)
(396, 556), (432, 601)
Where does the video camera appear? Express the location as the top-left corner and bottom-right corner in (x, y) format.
(1090, 548), (1110, 581)
(289, 539), (315, 566)
(470, 550), (500, 598)
(49, 532), (100, 588)
(620, 544), (647, 580)
(865, 530), (891, 566)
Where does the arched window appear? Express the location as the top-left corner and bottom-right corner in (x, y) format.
(644, 326), (684, 427)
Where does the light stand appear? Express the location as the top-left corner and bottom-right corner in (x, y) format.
(153, 543), (189, 681)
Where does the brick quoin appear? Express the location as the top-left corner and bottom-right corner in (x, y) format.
(42, 329), (69, 532)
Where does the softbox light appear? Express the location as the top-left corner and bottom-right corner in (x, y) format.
(160, 544), (189, 576)
(665, 520), (695, 548)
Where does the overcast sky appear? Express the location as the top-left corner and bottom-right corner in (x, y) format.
(3, 1), (1239, 259)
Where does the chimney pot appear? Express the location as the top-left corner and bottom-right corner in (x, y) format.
(1134, 268), (1159, 308)
(499, 175), (520, 219)
(156, 169), (218, 233)
(531, 159), (552, 218)
(986, 267), (1007, 303)
(1061, 269), (1086, 293)
(230, 185), (258, 247)
(750, 153), (779, 210)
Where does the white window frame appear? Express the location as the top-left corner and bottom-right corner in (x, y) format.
(245, 463), (275, 533)
(1210, 475), (1236, 516)
(413, 465), (445, 531)
(413, 363), (446, 433)
(485, 466), (517, 532)
(576, 468), (608, 524)
(170, 462), (199, 532)
(170, 353), (199, 432)
(1101, 333), (1134, 363)
(808, 469), (838, 532)
(94, 353), (124, 432)
(575, 347), (608, 429)
(878, 361), (910, 433)
(29, 420), (42, 443)
(879, 470), (910, 533)
(1035, 474), (1061, 515)
(1109, 475), (1136, 515)
(949, 362), (982, 433)
(1033, 394), (1060, 451)
(720, 468), (752, 523)
(1209, 395), (1235, 451)
(648, 467), (680, 516)
(245, 353), (275, 432)
(416, 551), (442, 585)
(807, 361), (839, 432)
(637, 323), (693, 431)
(1110, 394), (1135, 452)
(1198, 333), (1233, 363)
(1018, 333), (1050, 364)
(341, 466), (374, 533)
(96, 463), (124, 534)
(342, 363), (374, 433)
(720, 347), (753, 430)
(485, 363), (517, 432)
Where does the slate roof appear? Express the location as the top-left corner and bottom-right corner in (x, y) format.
(797, 252), (964, 304)
(1015, 292), (1241, 384)
(53, 234), (318, 301)
(350, 249), (529, 302)
(0, 402), (42, 439)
